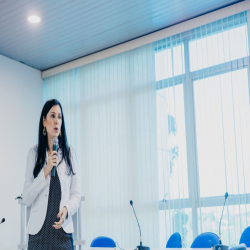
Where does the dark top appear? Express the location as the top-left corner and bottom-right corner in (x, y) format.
(28, 170), (73, 250)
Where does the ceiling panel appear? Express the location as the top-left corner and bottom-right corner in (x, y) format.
(0, 0), (244, 70)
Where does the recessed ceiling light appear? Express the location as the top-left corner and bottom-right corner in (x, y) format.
(28, 16), (41, 23)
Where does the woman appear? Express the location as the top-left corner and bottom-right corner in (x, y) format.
(22, 99), (81, 250)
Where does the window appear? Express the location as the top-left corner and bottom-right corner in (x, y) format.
(189, 25), (248, 72)
(157, 84), (191, 247)
(194, 69), (250, 198)
(157, 84), (189, 201)
(155, 11), (250, 247)
(155, 44), (185, 81)
(198, 205), (250, 246)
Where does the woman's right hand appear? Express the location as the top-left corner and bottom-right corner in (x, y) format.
(44, 151), (58, 178)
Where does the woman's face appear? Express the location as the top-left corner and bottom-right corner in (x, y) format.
(43, 105), (62, 140)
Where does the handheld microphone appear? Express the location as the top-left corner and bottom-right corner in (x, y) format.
(0, 218), (5, 224)
(214, 192), (229, 250)
(130, 200), (150, 250)
(51, 137), (58, 177)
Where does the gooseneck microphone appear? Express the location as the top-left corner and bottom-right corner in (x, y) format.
(51, 137), (58, 177)
(130, 200), (150, 250)
(214, 192), (229, 250)
(130, 201), (141, 241)
(0, 218), (5, 224)
(219, 192), (228, 244)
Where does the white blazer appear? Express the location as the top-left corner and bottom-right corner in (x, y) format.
(22, 145), (81, 235)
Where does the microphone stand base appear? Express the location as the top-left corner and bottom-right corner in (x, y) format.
(137, 246), (150, 250)
(214, 244), (229, 250)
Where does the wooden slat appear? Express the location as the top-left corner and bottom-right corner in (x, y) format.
(0, 0), (206, 60)
(0, 0), (119, 50)
(31, 0), (237, 69)
(19, 0), (187, 60)
(0, 0), (243, 70)
(0, 0), (30, 11)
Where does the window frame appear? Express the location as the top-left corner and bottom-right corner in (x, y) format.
(156, 16), (250, 240)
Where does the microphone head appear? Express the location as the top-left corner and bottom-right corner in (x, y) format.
(130, 200), (133, 206)
(53, 137), (58, 145)
(225, 192), (228, 199)
(1, 218), (5, 223)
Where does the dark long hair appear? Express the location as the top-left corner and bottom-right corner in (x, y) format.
(33, 99), (75, 178)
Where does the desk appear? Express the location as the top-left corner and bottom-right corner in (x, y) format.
(84, 248), (250, 250)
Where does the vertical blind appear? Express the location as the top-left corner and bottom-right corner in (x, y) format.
(155, 10), (250, 247)
(44, 44), (159, 248)
(44, 10), (250, 248)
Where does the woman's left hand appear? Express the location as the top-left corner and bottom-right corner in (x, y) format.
(53, 207), (68, 229)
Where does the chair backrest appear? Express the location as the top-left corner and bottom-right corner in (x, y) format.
(90, 236), (116, 248)
(239, 226), (250, 247)
(166, 232), (182, 248)
(191, 232), (219, 248)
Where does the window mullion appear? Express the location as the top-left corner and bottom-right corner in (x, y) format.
(183, 39), (199, 239)
(246, 11), (250, 109)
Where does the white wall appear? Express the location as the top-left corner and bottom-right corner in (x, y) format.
(0, 54), (43, 250)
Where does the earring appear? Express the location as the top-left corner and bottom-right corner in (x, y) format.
(43, 127), (46, 136)
(60, 130), (61, 137)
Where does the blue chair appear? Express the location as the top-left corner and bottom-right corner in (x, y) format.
(240, 226), (250, 247)
(90, 236), (116, 248)
(166, 232), (182, 248)
(191, 232), (219, 248)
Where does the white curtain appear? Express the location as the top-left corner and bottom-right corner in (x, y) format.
(44, 44), (159, 248)
(155, 10), (250, 248)
(44, 9), (250, 249)
(155, 34), (191, 247)
(191, 11), (250, 247)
